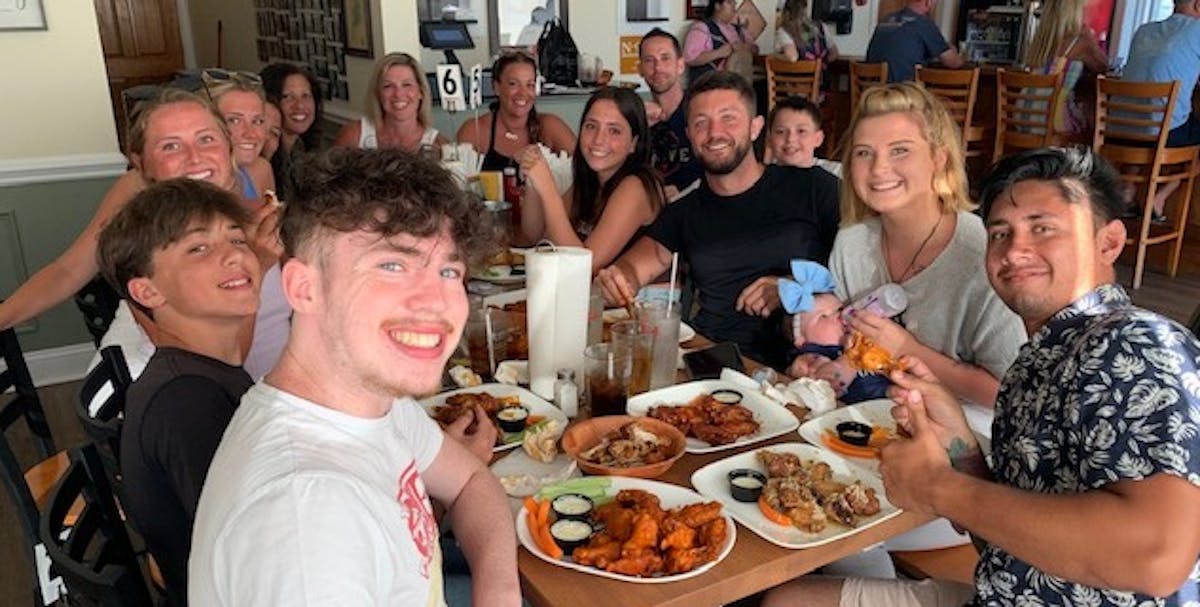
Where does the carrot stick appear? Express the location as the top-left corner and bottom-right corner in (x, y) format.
(537, 496), (552, 528)
(758, 494), (792, 527)
(537, 522), (564, 559)
(822, 430), (880, 459)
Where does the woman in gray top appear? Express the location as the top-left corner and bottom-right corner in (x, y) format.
(802, 82), (1024, 411)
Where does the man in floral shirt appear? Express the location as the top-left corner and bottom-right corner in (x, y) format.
(763, 146), (1200, 607)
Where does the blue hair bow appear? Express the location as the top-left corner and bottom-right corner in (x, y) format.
(778, 260), (837, 314)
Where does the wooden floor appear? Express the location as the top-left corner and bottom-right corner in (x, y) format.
(0, 235), (1197, 607)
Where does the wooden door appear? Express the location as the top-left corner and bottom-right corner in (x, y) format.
(94, 0), (185, 151)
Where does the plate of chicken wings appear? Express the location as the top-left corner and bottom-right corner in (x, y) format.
(419, 384), (567, 453)
(516, 477), (736, 583)
(690, 442), (902, 549)
(625, 379), (800, 454)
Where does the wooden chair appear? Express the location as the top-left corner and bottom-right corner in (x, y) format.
(916, 66), (986, 161)
(40, 443), (156, 607)
(766, 57), (822, 111)
(992, 68), (1065, 163)
(849, 61), (888, 113)
(76, 345), (133, 501)
(892, 543), (980, 586)
(0, 325), (70, 606)
(1094, 75), (1200, 289)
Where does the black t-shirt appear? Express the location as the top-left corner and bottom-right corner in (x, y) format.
(646, 165), (840, 368)
(121, 347), (252, 607)
(650, 104), (703, 192)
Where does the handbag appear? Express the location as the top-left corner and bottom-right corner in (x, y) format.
(537, 18), (579, 86)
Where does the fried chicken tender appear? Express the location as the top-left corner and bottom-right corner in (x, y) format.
(572, 535), (622, 568)
(846, 331), (900, 374)
(605, 550), (664, 577)
(663, 546), (717, 575)
(593, 503), (637, 541)
(698, 517), (728, 548)
(621, 514), (660, 556)
(649, 393), (760, 446)
(659, 518), (698, 551)
(671, 501), (723, 528)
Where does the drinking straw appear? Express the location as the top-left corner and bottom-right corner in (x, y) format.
(666, 252), (680, 316)
(607, 348), (614, 378)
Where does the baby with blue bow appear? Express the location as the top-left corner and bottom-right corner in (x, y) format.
(778, 260), (891, 405)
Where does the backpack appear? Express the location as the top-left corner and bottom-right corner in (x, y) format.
(537, 18), (579, 86)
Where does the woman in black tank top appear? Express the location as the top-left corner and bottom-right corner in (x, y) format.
(455, 52), (575, 171)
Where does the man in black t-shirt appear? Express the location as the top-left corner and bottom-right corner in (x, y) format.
(96, 179), (262, 607)
(597, 71), (840, 368)
(640, 28), (702, 199)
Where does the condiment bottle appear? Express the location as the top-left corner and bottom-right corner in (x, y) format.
(503, 166), (521, 228)
(554, 368), (579, 418)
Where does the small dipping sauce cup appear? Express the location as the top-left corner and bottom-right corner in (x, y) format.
(727, 469), (766, 502)
(711, 389), (743, 405)
(496, 405), (530, 433)
(551, 493), (595, 522)
(836, 421), (873, 447)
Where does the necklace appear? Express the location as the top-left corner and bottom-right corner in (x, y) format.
(887, 213), (944, 283)
(497, 115), (522, 141)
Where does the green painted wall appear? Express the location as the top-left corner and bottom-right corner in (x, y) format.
(1, 176), (117, 351)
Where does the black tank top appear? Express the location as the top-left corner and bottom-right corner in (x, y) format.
(481, 109), (516, 171)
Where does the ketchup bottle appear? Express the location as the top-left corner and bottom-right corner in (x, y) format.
(503, 166), (521, 229)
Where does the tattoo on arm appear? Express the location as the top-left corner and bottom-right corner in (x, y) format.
(947, 437), (991, 479)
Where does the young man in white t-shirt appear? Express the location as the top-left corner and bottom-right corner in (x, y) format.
(189, 148), (520, 606)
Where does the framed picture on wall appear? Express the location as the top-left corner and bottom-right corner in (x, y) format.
(342, 0), (374, 57)
(687, 0), (707, 20)
(626, 0), (669, 21)
(0, 0), (47, 30)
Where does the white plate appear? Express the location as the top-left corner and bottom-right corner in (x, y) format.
(626, 379), (800, 454)
(797, 398), (897, 471)
(690, 442), (902, 549)
(600, 308), (696, 344)
(515, 476), (736, 583)
(490, 450), (577, 497)
(419, 384), (567, 453)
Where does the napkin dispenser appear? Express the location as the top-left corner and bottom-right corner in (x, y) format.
(526, 245), (592, 399)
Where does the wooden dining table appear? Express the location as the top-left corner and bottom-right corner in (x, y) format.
(514, 338), (934, 607)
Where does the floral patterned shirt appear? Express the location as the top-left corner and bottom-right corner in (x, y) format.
(977, 284), (1200, 606)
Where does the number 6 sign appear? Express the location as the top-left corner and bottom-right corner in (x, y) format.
(436, 64), (465, 112)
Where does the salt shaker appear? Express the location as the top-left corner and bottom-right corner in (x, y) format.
(554, 368), (579, 418)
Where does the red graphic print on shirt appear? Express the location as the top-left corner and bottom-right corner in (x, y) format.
(397, 462), (438, 577)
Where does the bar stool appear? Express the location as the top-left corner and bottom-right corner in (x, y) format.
(766, 57), (822, 110)
(992, 68), (1065, 163)
(1094, 75), (1200, 289)
(916, 66), (987, 161)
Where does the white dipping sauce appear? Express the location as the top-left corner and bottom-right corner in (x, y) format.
(550, 519), (593, 541)
(552, 494), (592, 516)
(731, 475), (763, 490)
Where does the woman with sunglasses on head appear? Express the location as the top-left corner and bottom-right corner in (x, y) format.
(514, 87), (665, 273)
(334, 53), (449, 155)
(260, 63), (324, 201)
(0, 89), (289, 379)
(456, 52), (576, 171)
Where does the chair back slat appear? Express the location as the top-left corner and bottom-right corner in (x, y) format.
(849, 61), (887, 112)
(916, 66), (980, 144)
(1094, 75), (1179, 150)
(993, 68), (1064, 162)
(40, 443), (155, 606)
(76, 346), (133, 502)
(766, 58), (821, 111)
(0, 324), (62, 605)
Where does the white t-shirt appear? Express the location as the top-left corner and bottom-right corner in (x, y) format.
(188, 383), (447, 606)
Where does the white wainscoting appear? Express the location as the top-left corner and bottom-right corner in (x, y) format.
(0, 153), (127, 187)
